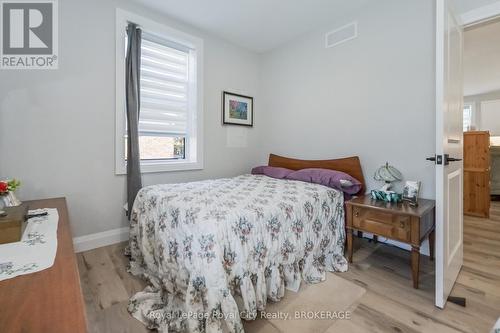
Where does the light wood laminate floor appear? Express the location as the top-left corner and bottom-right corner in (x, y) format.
(77, 202), (500, 333)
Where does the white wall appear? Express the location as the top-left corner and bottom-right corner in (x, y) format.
(0, 0), (262, 237)
(0, 0), (438, 242)
(479, 100), (500, 135)
(463, 19), (500, 96)
(464, 90), (500, 130)
(257, 0), (436, 199)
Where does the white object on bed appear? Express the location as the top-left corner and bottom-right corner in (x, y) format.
(128, 174), (348, 333)
(339, 179), (353, 188)
(0, 208), (59, 281)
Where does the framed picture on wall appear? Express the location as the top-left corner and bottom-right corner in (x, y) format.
(222, 91), (253, 126)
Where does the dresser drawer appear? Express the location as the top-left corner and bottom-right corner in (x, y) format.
(352, 206), (411, 242)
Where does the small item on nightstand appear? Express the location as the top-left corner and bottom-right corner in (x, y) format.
(373, 162), (403, 202)
(0, 204), (29, 244)
(402, 180), (421, 207)
(370, 189), (402, 203)
(374, 162), (403, 191)
(0, 179), (22, 207)
(26, 211), (49, 219)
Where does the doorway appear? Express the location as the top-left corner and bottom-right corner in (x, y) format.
(435, 0), (500, 310)
(463, 17), (500, 216)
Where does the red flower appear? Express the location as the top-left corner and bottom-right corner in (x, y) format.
(0, 181), (7, 194)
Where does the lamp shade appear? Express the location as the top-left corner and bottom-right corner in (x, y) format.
(374, 162), (402, 183)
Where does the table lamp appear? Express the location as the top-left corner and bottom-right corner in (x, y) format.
(374, 162), (402, 191)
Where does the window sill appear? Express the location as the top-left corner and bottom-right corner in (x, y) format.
(115, 160), (203, 175)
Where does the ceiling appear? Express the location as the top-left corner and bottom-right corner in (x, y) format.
(134, 0), (371, 53)
(464, 19), (500, 96)
(455, 0), (500, 14)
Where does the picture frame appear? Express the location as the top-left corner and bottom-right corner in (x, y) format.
(402, 180), (421, 206)
(222, 91), (253, 126)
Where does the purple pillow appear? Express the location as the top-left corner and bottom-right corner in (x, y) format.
(251, 165), (266, 175)
(286, 168), (362, 194)
(251, 166), (293, 179)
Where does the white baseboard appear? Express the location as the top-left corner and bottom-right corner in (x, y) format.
(73, 227), (129, 253)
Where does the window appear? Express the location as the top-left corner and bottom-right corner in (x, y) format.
(463, 104), (472, 132)
(116, 9), (203, 174)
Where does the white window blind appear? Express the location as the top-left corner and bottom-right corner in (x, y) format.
(116, 9), (204, 174)
(139, 33), (191, 137)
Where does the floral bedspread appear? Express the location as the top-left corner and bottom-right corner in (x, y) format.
(128, 174), (348, 333)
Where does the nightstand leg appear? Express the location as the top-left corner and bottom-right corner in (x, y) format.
(429, 229), (435, 261)
(347, 229), (353, 263)
(411, 246), (420, 289)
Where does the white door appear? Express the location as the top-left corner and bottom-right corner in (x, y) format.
(435, 0), (464, 309)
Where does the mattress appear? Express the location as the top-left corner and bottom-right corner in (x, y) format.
(128, 174), (348, 333)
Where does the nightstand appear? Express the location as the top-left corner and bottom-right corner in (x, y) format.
(345, 195), (436, 289)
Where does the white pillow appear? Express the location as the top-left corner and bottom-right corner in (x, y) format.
(340, 179), (353, 188)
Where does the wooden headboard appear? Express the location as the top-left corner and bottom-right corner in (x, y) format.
(268, 154), (365, 194)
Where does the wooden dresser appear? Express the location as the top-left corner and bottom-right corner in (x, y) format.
(0, 198), (87, 333)
(464, 131), (490, 218)
(346, 196), (435, 289)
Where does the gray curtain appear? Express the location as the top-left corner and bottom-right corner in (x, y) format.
(126, 23), (142, 218)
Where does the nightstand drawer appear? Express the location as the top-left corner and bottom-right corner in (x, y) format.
(352, 207), (411, 242)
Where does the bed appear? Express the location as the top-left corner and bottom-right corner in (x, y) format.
(128, 154), (365, 333)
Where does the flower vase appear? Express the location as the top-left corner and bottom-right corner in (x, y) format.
(0, 196), (5, 213)
(0, 195), (7, 208)
(3, 192), (21, 207)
